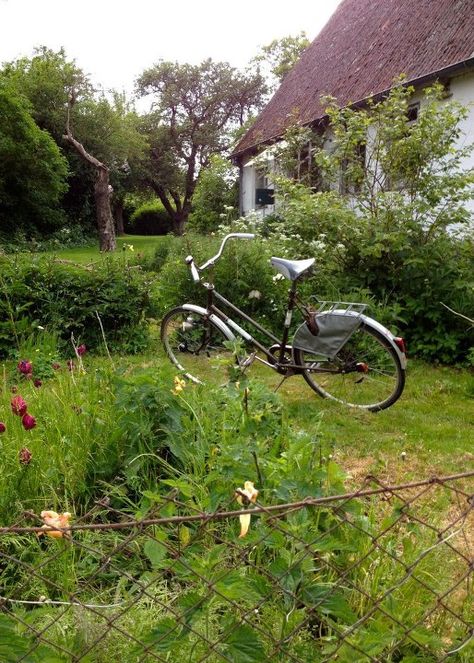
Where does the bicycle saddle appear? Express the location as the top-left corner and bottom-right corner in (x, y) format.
(270, 257), (315, 281)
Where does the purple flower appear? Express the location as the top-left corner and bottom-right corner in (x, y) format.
(76, 344), (87, 357)
(21, 413), (36, 430)
(19, 447), (32, 465)
(18, 360), (32, 375)
(11, 395), (27, 417)
(33, 378), (42, 388)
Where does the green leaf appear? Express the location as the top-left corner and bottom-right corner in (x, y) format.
(215, 571), (260, 603)
(299, 584), (357, 623)
(141, 617), (182, 652)
(144, 539), (167, 567)
(224, 624), (266, 662)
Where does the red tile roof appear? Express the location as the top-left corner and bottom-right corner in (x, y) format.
(233, 0), (474, 158)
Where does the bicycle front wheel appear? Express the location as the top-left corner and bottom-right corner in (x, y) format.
(293, 323), (405, 411)
(161, 307), (237, 387)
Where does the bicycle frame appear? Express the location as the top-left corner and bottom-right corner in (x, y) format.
(203, 279), (306, 374)
(182, 233), (407, 377)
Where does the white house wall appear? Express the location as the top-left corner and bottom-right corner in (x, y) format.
(241, 69), (474, 220)
(450, 70), (474, 216)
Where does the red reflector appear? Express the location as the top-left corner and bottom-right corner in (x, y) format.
(394, 337), (406, 354)
(356, 362), (369, 373)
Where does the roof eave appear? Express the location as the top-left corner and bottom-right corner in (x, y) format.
(231, 56), (474, 163)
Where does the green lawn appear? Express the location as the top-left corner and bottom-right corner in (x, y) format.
(155, 346), (473, 481)
(32, 234), (474, 481)
(44, 234), (167, 262)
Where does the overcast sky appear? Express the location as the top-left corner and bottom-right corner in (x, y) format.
(0, 0), (343, 94)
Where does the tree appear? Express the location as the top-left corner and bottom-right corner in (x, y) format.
(0, 82), (68, 236)
(1, 48), (146, 246)
(137, 59), (264, 235)
(251, 32), (310, 92)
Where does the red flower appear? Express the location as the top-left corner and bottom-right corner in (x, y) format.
(33, 378), (42, 388)
(76, 344), (87, 357)
(11, 395), (27, 417)
(19, 447), (32, 465)
(18, 360), (32, 375)
(21, 413), (36, 430)
(0, 422), (6, 433)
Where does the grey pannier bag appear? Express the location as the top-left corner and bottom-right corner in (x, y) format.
(293, 310), (363, 360)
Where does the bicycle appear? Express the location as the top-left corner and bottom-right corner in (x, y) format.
(161, 233), (407, 411)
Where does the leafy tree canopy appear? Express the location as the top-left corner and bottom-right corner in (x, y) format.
(251, 32), (310, 91)
(0, 82), (68, 235)
(136, 58), (265, 234)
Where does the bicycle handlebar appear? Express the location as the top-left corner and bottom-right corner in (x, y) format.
(185, 233), (255, 283)
(198, 233), (255, 271)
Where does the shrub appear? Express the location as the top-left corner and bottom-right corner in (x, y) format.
(128, 200), (172, 235)
(188, 155), (239, 233)
(154, 234), (289, 336)
(0, 255), (157, 357)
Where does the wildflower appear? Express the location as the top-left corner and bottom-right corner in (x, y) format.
(11, 395), (27, 417)
(19, 447), (32, 465)
(38, 511), (72, 539)
(248, 290), (261, 300)
(52, 362), (61, 370)
(272, 273), (284, 282)
(0, 422), (6, 433)
(18, 360), (32, 375)
(172, 376), (186, 395)
(235, 481), (259, 538)
(76, 344), (87, 357)
(33, 378), (42, 388)
(22, 413), (36, 430)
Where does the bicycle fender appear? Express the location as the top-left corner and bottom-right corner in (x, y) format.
(331, 310), (407, 369)
(180, 304), (236, 342)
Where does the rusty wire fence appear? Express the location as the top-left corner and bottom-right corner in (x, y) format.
(0, 471), (472, 662)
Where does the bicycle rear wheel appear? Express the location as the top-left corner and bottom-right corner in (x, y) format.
(161, 307), (237, 387)
(293, 322), (405, 411)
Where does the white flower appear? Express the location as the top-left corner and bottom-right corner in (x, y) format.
(272, 273), (285, 282)
(248, 290), (261, 300)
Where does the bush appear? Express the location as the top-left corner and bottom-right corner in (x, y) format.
(188, 155), (239, 233)
(0, 81), (68, 235)
(128, 200), (172, 235)
(0, 255), (158, 357)
(154, 234), (289, 337)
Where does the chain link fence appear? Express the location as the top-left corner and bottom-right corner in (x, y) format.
(0, 471), (472, 662)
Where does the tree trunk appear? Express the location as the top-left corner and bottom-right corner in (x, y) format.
(95, 169), (116, 251)
(63, 94), (116, 251)
(114, 199), (125, 236)
(172, 213), (186, 236)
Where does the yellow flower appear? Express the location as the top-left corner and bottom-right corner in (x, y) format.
(38, 511), (72, 538)
(235, 481), (259, 538)
(172, 375), (186, 395)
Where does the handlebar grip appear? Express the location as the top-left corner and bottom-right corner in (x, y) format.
(190, 262), (200, 283)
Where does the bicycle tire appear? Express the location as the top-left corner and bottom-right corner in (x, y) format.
(293, 322), (405, 411)
(161, 306), (237, 386)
